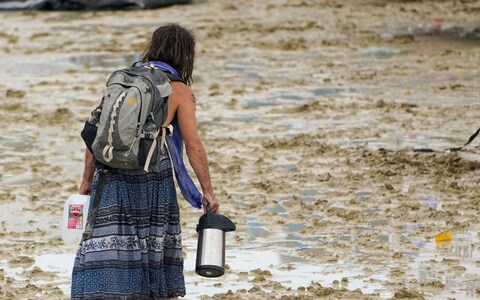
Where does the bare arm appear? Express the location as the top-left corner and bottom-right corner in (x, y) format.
(171, 82), (219, 213)
(79, 148), (94, 195)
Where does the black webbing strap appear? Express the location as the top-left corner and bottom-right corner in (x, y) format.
(447, 127), (480, 153)
(377, 127), (480, 154)
(412, 148), (437, 153)
(166, 73), (186, 84)
(82, 170), (109, 241)
(411, 126), (480, 153)
(409, 126), (480, 153)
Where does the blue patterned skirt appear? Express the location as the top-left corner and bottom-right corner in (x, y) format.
(71, 151), (185, 299)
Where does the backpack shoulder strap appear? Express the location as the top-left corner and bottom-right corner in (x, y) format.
(166, 73), (187, 84)
(131, 60), (142, 67)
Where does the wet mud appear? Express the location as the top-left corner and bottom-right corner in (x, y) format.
(1, 0), (480, 299)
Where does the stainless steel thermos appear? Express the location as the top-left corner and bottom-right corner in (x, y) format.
(195, 206), (236, 277)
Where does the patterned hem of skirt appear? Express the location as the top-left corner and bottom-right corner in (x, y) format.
(71, 289), (186, 300)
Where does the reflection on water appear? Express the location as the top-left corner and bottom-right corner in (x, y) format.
(239, 217), (272, 241)
(284, 223), (305, 232)
(413, 230), (480, 299)
(417, 194), (441, 210)
(356, 191), (373, 200)
(264, 204), (287, 214)
(237, 210), (480, 299)
(300, 189), (319, 196)
(297, 189), (319, 202)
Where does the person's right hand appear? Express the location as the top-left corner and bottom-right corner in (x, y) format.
(79, 181), (92, 195)
(202, 192), (219, 213)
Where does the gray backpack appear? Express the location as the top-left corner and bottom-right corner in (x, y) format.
(91, 64), (172, 171)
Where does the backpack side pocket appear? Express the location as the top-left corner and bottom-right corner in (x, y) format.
(81, 109), (101, 153)
(138, 137), (158, 169)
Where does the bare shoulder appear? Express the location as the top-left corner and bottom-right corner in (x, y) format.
(171, 81), (194, 103)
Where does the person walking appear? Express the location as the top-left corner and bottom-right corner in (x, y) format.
(72, 23), (219, 300)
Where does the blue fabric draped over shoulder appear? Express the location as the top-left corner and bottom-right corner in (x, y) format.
(146, 60), (202, 209)
(166, 121), (202, 208)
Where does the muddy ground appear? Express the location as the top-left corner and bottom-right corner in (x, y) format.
(1, 0), (480, 299)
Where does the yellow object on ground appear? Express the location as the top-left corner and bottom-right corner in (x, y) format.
(435, 229), (452, 242)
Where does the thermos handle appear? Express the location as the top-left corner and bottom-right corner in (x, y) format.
(197, 201), (236, 232)
(204, 202), (214, 216)
(197, 202), (211, 232)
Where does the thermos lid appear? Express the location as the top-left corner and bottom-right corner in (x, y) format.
(196, 206), (236, 232)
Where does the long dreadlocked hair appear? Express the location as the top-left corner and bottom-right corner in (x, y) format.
(141, 24), (196, 85)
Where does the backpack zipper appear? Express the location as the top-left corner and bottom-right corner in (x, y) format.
(108, 82), (144, 136)
(122, 70), (163, 116)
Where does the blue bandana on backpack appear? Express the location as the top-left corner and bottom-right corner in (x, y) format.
(145, 61), (179, 77)
(146, 61), (203, 209)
